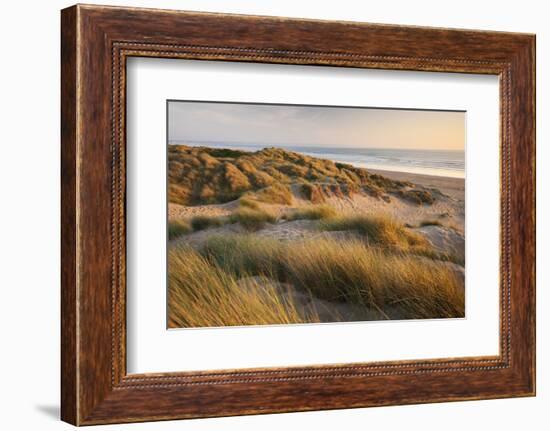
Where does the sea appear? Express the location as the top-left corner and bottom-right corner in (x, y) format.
(170, 141), (465, 179)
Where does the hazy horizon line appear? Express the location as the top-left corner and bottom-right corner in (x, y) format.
(168, 140), (465, 152)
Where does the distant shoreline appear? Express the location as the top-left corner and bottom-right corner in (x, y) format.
(344, 162), (464, 180)
(369, 168), (465, 201)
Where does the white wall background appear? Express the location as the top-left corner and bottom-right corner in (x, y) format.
(0, 1), (546, 429)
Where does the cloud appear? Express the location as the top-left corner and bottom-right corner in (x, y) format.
(168, 101), (464, 150)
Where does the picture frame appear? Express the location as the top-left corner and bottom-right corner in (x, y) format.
(61, 4), (535, 425)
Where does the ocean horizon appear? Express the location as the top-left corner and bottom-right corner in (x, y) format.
(169, 141), (465, 179)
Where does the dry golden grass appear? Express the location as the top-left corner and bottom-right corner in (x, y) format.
(319, 214), (428, 251)
(229, 207), (277, 231)
(396, 188), (435, 205)
(301, 182), (326, 203)
(284, 205), (337, 221)
(253, 183), (293, 205)
(222, 161), (251, 192)
(202, 235), (285, 278)
(187, 205), (278, 233)
(282, 239), (464, 319)
(167, 245), (319, 328)
(238, 196), (260, 210)
(168, 220), (192, 240)
(168, 144), (433, 206)
(190, 215), (225, 231)
(201, 235), (465, 320)
(317, 214), (464, 264)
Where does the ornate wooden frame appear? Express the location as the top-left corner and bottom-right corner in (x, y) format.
(61, 4), (535, 425)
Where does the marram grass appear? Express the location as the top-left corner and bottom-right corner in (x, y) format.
(168, 220), (192, 240)
(168, 245), (320, 328)
(284, 204), (337, 221)
(199, 234), (465, 321)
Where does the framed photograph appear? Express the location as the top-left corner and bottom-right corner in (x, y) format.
(61, 4), (536, 425)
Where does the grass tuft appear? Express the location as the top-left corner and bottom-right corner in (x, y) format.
(285, 205), (337, 221)
(238, 196), (260, 210)
(199, 235), (464, 320)
(396, 189), (435, 205)
(168, 220), (192, 240)
(254, 183), (293, 205)
(168, 245), (319, 328)
(301, 183), (326, 203)
(319, 214), (428, 251)
(190, 215), (225, 231)
(230, 208), (277, 231)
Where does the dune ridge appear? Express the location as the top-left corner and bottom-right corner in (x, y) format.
(167, 144), (466, 328)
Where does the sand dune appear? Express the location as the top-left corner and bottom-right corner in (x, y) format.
(170, 169), (465, 235)
(167, 147), (465, 327)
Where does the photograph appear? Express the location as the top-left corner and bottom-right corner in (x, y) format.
(54, 3), (537, 425)
(166, 101), (466, 328)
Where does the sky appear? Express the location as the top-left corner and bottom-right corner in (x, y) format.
(168, 101), (465, 151)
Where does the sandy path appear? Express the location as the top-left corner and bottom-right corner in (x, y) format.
(172, 220), (357, 248)
(168, 200), (237, 220)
